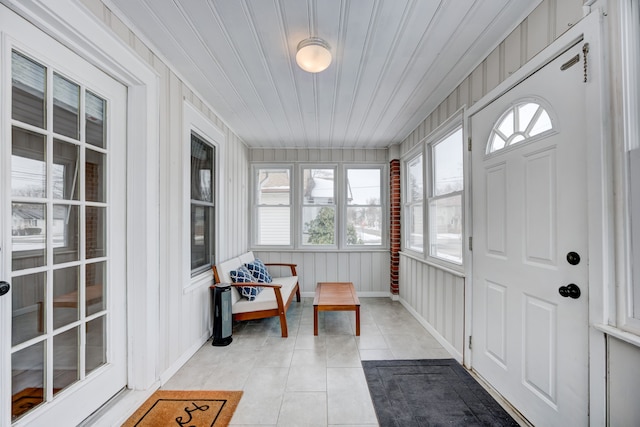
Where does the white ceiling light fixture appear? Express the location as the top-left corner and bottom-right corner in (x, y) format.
(296, 37), (332, 73)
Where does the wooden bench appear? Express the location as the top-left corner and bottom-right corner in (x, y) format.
(212, 251), (300, 337)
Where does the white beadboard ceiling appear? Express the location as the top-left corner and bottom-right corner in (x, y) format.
(105, 0), (540, 149)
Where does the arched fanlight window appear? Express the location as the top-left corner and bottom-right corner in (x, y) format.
(486, 101), (555, 154)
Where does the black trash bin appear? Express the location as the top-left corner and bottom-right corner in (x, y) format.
(211, 284), (233, 346)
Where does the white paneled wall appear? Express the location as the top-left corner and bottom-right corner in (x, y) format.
(82, 0), (250, 380)
(399, 253), (465, 360)
(254, 251), (391, 296)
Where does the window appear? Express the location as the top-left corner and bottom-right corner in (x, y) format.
(487, 101), (554, 154)
(250, 162), (386, 249)
(190, 133), (215, 273)
(302, 167), (336, 246)
(254, 167), (291, 246)
(405, 154), (424, 252)
(346, 167), (383, 246)
(428, 127), (463, 264)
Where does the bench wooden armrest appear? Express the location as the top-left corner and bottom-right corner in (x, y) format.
(228, 282), (282, 289)
(264, 263), (297, 276)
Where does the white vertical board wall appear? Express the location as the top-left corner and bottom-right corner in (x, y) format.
(81, 0), (250, 380)
(251, 148), (390, 297)
(254, 251), (390, 296)
(400, 0), (586, 153)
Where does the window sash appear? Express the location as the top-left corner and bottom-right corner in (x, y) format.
(253, 166), (292, 246)
(190, 133), (215, 273)
(346, 167), (383, 247)
(301, 167), (336, 247)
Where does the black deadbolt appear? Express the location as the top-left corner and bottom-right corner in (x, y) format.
(0, 281), (10, 296)
(567, 252), (581, 265)
(559, 283), (581, 299)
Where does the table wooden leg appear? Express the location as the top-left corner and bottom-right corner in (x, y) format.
(314, 306), (318, 336)
(355, 306), (360, 336)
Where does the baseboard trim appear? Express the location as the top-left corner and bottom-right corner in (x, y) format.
(398, 296), (463, 362)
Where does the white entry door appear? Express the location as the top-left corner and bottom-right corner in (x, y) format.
(0, 7), (127, 425)
(471, 42), (589, 426)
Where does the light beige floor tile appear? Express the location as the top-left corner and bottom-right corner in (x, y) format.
(229, 388), (284, 425)
(286, 366), (327, 392)
(327, 368), (377, 425)
(276, 392), (327, 426)
(294, 334), (327, 350)
(326, 335), (361, 367)
(356, 334), (388, 350)
(359, 348), (395, 361)
(291, 348), (327, 367)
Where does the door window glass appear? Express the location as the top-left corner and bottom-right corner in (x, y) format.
(9, 49), (110, 421)
(486, 101), (554, 154)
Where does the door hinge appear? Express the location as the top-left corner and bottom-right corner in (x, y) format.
(469, 335), (472, 349)
(468, 236), (473, 251)
(468, 137), (472, 151)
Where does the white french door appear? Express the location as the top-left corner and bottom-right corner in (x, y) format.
(1, 7), (127, 425)
(471, 42), (590, 426)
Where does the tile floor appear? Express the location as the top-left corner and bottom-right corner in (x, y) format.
(163, 297), (451, 426)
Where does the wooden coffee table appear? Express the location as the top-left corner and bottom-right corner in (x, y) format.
(313, 282), (360, 336)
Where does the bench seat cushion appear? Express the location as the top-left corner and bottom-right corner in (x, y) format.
(232, 276), (298, 314)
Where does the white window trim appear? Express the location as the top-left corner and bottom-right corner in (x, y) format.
(183, 101), (223, 292)
(251, 164), (294, 249)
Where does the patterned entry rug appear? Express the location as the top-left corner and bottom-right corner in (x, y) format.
(122, 390), (243, 427)
(362, 359), (519, 426)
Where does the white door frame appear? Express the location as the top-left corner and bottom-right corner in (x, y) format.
(464, 9), (609, 426)
(1, 0), (161, 420)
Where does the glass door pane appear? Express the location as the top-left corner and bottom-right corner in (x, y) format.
(9, 49), (111, 422)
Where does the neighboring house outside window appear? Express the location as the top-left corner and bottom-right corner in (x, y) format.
(254, 166), (292, 246)
(302, 167), (336, 246)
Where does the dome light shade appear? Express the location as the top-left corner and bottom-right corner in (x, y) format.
(296, 37), (332, 73)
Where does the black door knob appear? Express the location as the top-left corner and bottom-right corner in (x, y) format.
(559, 283), (581, 299)
(0, 281), (10, 296)
(566, 252), (581, 265)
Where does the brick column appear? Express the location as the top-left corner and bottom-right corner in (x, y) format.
(389, 159), (401, 295)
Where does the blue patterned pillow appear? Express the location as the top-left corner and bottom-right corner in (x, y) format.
(245, 258), (272, 283)
(229, 266), (263, 301)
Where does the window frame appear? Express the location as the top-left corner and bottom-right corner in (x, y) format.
(189, 132), (215, 276)
(401, 112), (465, 272)
(402, 149), (425, 255)
(183, 102), (222, 285)
(300, 164), (338, 248)
(251, 164), (293, 248)
(427, 124), (464, 268)
(343, 164), (386, 248)
(618, 0), (640, 334)
(250, 161), (387, 251)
